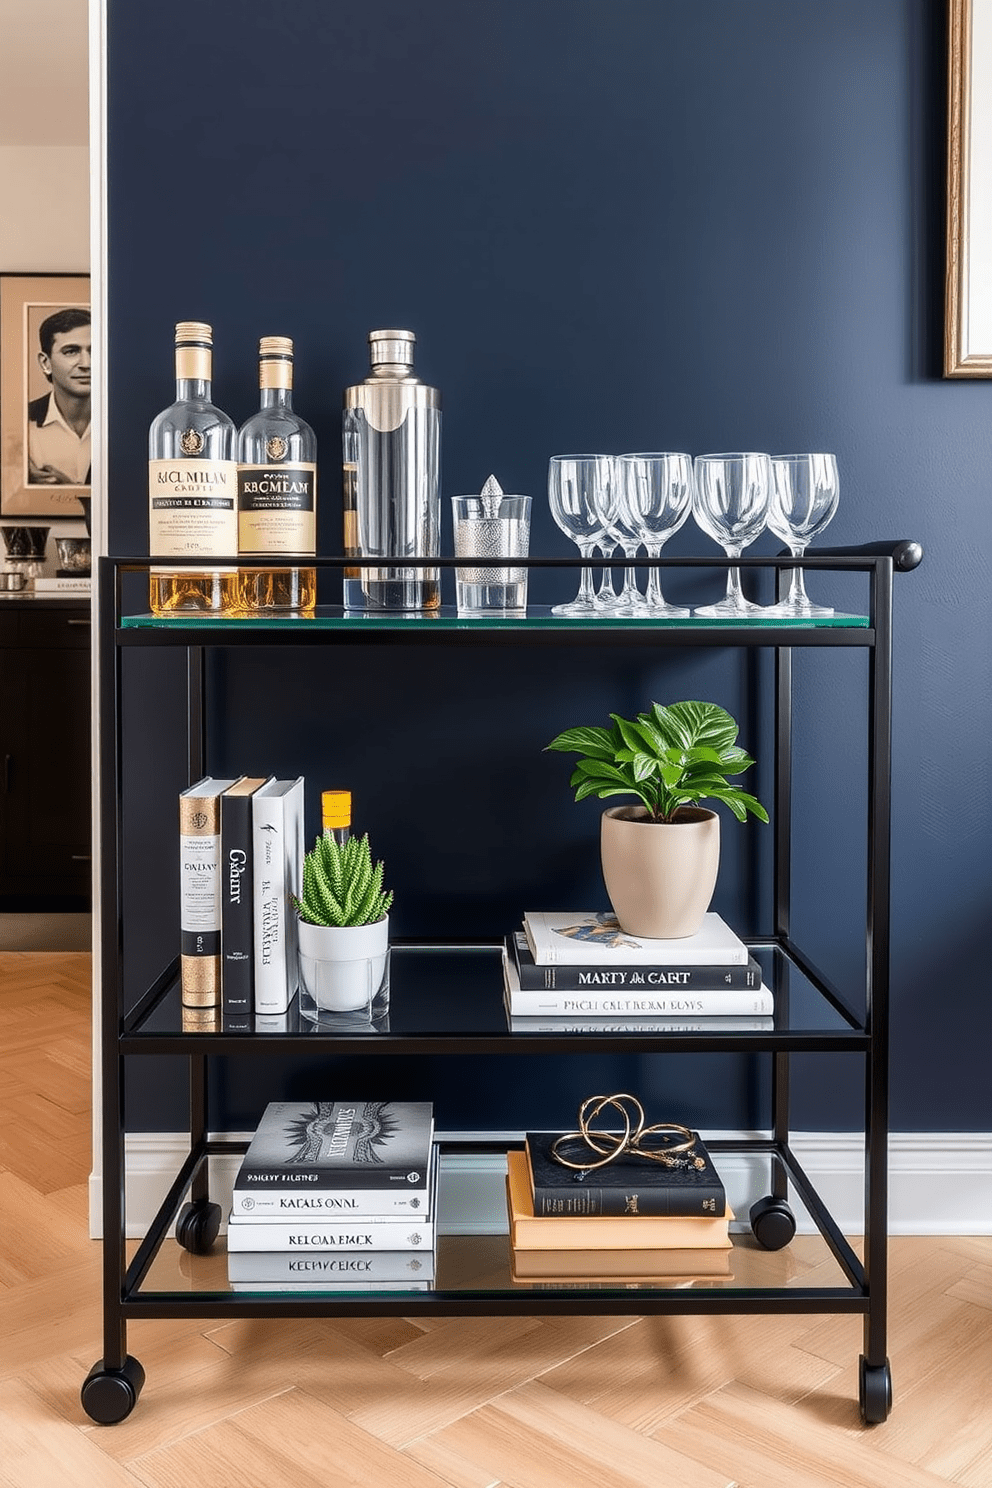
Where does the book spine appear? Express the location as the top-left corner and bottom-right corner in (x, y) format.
(529, 1180), (725, 1218)
(221, 791), (255, 1018)
(512, 942), (761, 991)
(506, 987), (774, 1017)
(253, 792), (290, 1014)
(179, 787), (222, 1008)
(235, 1166), (431, 1191)
(231, 1187), (433, 1217)
(225, 1220), (435, 1251)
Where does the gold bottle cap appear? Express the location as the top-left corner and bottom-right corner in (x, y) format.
(174, 321), (213, 346)
(259, 335), (294, 358)
(322, 790), (352, 829)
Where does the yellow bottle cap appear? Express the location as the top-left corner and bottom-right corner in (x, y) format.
(321, 790), (352, 829)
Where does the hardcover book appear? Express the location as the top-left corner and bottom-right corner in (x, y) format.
(505, 1149), (732, 1251)
(504, 951), (773, 1019)
(522, 910), (750, 967)
(525, 1129), (726, 1217)
(510, 1246), (732, 1282)
(179, 776), (240, 1008)
(227, 1249), (435, 1285)
(510, 929), (762, 991)
(233, 1100), (435, 1192)
(232, 1144), (437, 1218)
(251, 776), (305, 1015)
(220, 777), (271, 1019)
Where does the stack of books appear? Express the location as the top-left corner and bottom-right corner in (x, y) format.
(506, 1129), (734, 1285)
(226, 1099), (437, 1291)
(179, 775), (305, 1025)
(503, 910), (774, 1032)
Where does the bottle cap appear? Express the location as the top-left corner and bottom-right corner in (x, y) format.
(174, 321), (212, 346)
(259, 336), (294, 359)
(321, 790), (352, 829)
(368, 329), (415, 368)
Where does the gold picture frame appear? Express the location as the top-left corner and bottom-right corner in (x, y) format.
(0, 273), (91, 514)
(946, 0), (992, 374)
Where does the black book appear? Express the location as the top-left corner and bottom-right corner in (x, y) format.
(235, 1101), (435, 1191)
(525, 1128), (726, 1218)
(220, 777), (271, 1019)
(510, 930), (762, 992)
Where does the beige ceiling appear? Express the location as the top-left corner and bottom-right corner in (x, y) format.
(0, 0), (88, 146)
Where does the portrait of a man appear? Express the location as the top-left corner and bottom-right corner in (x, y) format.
(0, 274), (91, 516)
(27, 307), (91, 486)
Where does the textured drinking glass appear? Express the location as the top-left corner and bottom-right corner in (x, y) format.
(548, 455), (616, 616)
(692, 452), (770, 617)
(451, 494), (531, 614)
(618, 453), (694, 617)
(766, 453), (839, 617)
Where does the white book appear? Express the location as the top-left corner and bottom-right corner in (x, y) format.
(227, 1249), (435, 1285)
(523, 910), (749, 966)
(226, 1215), (436, 1252)
(231, 1144), (437, 1219)
(230, 1280), (432, 1292)
(251, 777), (304, 1014)
(32, 575), (91, 592)
(504, 952), (773, 1018)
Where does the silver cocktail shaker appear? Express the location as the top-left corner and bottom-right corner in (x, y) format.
(342, 329), (441, 612)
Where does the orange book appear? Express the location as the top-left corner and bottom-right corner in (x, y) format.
(505, 1150), (733, 1251)
(510, 1245), (733, 1281)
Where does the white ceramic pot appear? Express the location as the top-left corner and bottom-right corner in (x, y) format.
(297, 914), (390, 1018)
(600, 806), (720, 939)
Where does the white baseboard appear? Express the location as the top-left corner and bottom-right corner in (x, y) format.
(88, 1130), (992, 1240)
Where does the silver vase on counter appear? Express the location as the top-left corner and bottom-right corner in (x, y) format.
(342, 329), (441, 612)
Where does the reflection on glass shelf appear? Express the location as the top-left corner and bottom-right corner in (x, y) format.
(139, 1222), (858, 1302)
(119, 606), (869, 633)
(128, 944), (865, 1041)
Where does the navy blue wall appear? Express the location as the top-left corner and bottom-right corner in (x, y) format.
(108, 0), (991, 1133)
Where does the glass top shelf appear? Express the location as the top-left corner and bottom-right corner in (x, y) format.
(124, 944), (866, 1050)
(119, 606), (869, 633)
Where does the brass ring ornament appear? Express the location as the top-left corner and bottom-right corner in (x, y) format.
(549, 1093), (705, 1175)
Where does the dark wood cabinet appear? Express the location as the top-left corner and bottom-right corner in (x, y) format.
(0, 600), (91, 909)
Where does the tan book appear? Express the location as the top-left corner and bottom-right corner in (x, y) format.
(510, 1245), (733, 1281)
(179, 776), (240, 1007)
(505, 1150), (733, 1250)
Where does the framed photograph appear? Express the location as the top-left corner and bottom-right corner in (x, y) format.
(0, 273), (91, 514)
(946, 0), (992, 375)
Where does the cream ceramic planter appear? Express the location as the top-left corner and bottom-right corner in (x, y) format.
(600, 806), (720, 939)
(297, 914), (390, 1019)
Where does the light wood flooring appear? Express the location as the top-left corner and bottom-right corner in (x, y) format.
(1, 950), (990, 1488)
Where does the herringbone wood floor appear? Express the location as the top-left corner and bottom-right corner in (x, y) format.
(0, 951), (989, 1488)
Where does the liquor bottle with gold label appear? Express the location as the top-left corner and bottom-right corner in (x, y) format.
(148, 321), (238, 614)
(236, 336), (317, 614)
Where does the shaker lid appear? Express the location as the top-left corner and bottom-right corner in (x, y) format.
(368, 329), (415, 368)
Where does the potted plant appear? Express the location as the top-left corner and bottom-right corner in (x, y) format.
(292, 832), (394, 1018)
(546, 699), (768, 939)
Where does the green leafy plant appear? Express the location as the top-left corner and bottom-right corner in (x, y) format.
(546, 699), (769, 825)
(293, 833), (394, 928)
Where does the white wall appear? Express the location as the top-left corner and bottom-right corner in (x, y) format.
(0, 144), (89, 271)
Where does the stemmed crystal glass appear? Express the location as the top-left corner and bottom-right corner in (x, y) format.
(618, 453), (694, 617)
(765, 453), (839, 617)
(692, 452), (770, 617)
(591, 456), (648, 615)
(548, 455), (617, 616)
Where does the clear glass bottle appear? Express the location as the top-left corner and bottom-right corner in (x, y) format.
(236, 336), (317, 614)
(148, 321), (238, 615)
(321, 789), (351, 846)
(342, 329), (441, 612)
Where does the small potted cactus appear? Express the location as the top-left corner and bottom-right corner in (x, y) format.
(293, 832), (393, 1019)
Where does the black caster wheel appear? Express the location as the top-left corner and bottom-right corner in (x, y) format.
(859, 1356), (892, 1425)
(749, 1195), (797, 1250)
(80, 1356), (145, 1424)
(175, 1199), (221, 1254)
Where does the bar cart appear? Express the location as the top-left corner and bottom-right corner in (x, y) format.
(82, 540), (921, 1426)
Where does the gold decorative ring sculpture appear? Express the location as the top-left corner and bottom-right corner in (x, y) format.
(550, 1093), (705, 1172)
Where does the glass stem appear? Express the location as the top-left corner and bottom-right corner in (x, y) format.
(595, 542), (618, 601)
(645, 544), (665, 606)
(576, 541), (598, 605)
(723, 547), (746, 607)
(620, 544), (641, 605)
(786, 544), (810, 607)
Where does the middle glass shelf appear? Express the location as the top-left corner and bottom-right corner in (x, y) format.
(122, 943), (868, 1053)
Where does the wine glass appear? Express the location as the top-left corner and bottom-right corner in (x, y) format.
(591, 456), (648, 615)
(765, 453), (839, 617)
(692, 452), (770, 617)
(548, 455), (616, 616)
(618, 453), (694, 617)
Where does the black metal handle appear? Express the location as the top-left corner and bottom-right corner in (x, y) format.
(71, 854), (92, 862)
(2, 754), (9, 793)
(809, 540), (923, 572)
(67, 617), (92, 627)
